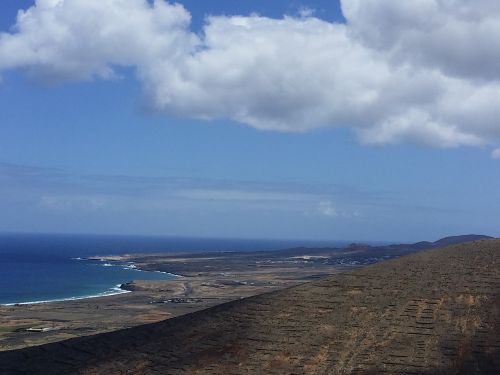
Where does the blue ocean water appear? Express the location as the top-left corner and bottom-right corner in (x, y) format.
(0, 233), (350, 305)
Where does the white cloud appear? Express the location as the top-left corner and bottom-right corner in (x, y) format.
(297, 7), (316, 18)
(342, 0), (500, 81)
(1, 0), (500, 147)
(0, 0), (194, 82)
(318, 201), (338, 217)
(317, 200), (361, 218)
(492, 148), (500, 159)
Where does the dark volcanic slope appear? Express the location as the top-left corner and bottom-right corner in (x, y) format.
(2, 240), (499, 375)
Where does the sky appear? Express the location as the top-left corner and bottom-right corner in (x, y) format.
(0, 0), (499, 242)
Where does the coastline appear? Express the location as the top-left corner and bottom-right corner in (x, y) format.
(85, 256), (184, 277)
(0, 241), (434, 351)
(0, 247), (350, 351)
(1, 284), (131, 307)
(3, 239), (497, 374)
(0, 258), (180, 307)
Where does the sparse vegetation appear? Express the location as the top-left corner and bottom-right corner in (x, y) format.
(0, 239), (498, 374)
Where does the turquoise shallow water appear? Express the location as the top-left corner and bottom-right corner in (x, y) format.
(0, 233), (352, 305)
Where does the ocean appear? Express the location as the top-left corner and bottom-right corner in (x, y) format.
(0, 233), (349, 305)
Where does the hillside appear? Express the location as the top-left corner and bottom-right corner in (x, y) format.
(1, 238), (499, 374)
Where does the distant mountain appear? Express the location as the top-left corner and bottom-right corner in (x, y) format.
(346, 234), (493, 253)
(270, 235), (496, 260)
(379, 234), (493, 252)
(430, 234), (493, 248)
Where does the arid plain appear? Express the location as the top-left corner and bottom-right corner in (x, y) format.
(1, 236), (498, 374)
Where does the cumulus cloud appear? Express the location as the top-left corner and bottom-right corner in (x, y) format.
(1, 0), (500, 147)
(342, 0), (500, 81)
(0, 0), (194, 82)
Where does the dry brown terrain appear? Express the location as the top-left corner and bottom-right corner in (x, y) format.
(0, 245), (371, 351)
(1, 238), (498, 374)
(1, 237), (438, 351)
(0, 264), (343, 351)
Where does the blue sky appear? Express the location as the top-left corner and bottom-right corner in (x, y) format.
(0, 0), (499, 242)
